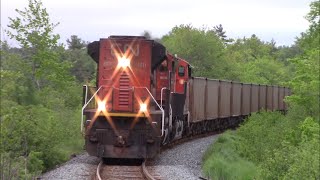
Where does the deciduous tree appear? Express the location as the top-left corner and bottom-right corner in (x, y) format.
(6, 0), (72, 89)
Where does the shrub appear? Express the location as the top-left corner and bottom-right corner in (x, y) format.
(202, 131), (259, 180)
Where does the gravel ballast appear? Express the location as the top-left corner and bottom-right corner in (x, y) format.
(40, 134), (218, 180)
(149, 134), (219, 180)
(40, 153), (99, 180)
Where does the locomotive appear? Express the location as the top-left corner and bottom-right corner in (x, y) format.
(82, 36), (290, 159)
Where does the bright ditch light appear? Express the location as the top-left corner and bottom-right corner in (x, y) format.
(140, 103), (147, 112)
(97, 100), (106, 112)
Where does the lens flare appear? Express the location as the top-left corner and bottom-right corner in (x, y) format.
(140, 103), (147, 112)
(118, 57), (130, 68)
(97, 100), (106, 112)
(86, 91), (120, 137)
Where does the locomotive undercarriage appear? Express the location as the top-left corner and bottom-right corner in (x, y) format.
(189, 115), (247, 135)
(85, 113), (162, 159)
(167, 115), (188, 142)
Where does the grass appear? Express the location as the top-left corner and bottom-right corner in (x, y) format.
(202, 131), (259, 180)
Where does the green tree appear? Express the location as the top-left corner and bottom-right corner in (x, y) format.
(161, 24), (227, 78)
(0, 42), (36, 105)
(213, 24), (233, 44)
(225, 35), (275, 63)
(63, 48), (96, 83)
(63, 35), (96, 83)
(287, 1), (320, 120)
(1, 0), (83, 178)
(202, 2), (320, 179)
(297, 1), (320, 50)
(237, 57), (290, 85)
(223, 35), (292, 84)
(275, 45), (302, 64)
(66, 35), (87, 50)
(6, 0), (73, 89)
(287, 49), (319, 118)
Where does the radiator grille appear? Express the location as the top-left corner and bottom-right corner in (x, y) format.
(119, 72), (130, 108)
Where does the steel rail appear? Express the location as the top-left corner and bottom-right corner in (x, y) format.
(142, 160), (155, 180)
(96, 161), (103, 180)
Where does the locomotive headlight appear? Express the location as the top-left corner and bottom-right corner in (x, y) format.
(118, 57), (130, 68)
(140, 103), (147, 112)
(97, 100), (106, 112)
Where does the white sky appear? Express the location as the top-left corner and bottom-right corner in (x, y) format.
(1, 0), (313, 47)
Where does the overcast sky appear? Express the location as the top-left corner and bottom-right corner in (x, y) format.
(1, 0), (313, 47)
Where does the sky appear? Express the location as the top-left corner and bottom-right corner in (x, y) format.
(1, 0), (313, 47)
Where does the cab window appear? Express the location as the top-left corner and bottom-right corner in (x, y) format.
(178, 66), (185, 77)
(159, 60), (168, 72)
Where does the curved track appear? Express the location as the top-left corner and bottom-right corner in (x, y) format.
(142, 161), (156, 180)
(96, 160), (159, 180)
(96, 161), (103, 180)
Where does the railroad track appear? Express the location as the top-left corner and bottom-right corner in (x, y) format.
(96, 160), (161, 180)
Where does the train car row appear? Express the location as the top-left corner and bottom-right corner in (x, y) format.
(187, 77), (291, 134)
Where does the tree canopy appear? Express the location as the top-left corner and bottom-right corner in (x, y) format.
(1, 0), (83, 178)
(202, 1), (319, 179)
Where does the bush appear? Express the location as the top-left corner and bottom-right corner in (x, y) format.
(202, 131), (259, 180)
(202, 112), (320, 179)
(236, 111), (289, 163)
(0, 98), (83, 175)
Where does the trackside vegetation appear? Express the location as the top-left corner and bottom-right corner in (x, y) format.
(203, 112), (319, 179)
(202, 1), (320, 179)
(0, 0), (95, 178)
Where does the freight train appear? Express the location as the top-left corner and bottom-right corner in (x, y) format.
(82, 36), (290, 159)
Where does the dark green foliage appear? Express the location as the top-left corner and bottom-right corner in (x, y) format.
(213, 24), (233, 44)
(63, 47), (96, 83)
(162, 24), (231, 79)
(223, 35), (292, 84)
(275, 45), (302, 63)
(202, 131), (259, 180)
(202, 2), (320, 179)
(1, 0), (85, 178)
(297, 1), (319, 50)
(203, 112), (320, 179)
(161, 25), (291, 84)
(66, 35), (87, 50)
(287, 47), (319, 119)
(5, 0), (73, 90)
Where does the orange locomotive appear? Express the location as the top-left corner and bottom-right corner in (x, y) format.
(82, 36), (189, 159)
(82, 36), (290, 159)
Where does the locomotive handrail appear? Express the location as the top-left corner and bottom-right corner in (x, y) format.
(160, 87), (168, 107)
(83, 85), (88, 104)
(134, 87), (165, 137)
(81, 86), (102, 133)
